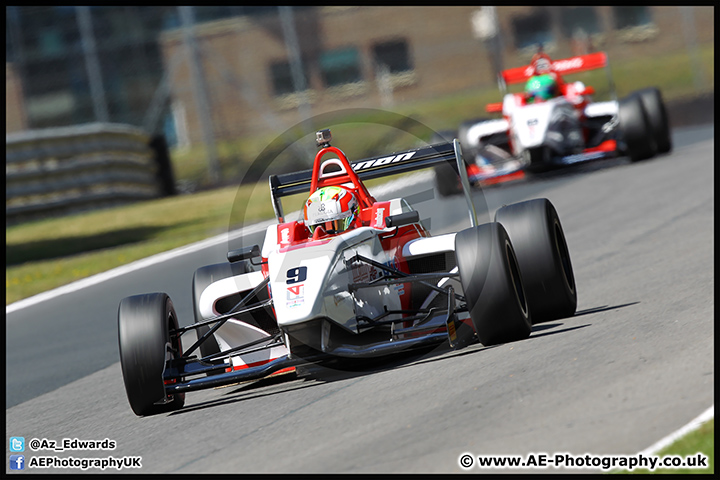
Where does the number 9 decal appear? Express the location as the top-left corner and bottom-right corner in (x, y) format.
(287, 266), (307, 284)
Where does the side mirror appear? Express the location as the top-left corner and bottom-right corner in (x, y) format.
(485, 102), (503, 113)
(227, 244), (260, 263)
(385, 210), (420, 228)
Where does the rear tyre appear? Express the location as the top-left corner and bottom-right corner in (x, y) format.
(619, 94), (656, 162)
(635, 87), (672, 154)
(192, 261), (253, 359)
(495, 198), (577, 323)
(118, 293), (185, 416)
(455, 222), (531, 346)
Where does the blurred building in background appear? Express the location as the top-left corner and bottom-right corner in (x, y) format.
(5, 7), (277, 135)
(6, 6), (714, 145)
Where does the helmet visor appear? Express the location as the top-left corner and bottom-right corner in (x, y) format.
(528, 84), (556, 103)
(308, 208), (356, 234)
(326, 210), (356, 234)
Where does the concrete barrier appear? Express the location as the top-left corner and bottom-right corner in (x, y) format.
(666, 92), (714, 128)
(6, 123), (175, 224)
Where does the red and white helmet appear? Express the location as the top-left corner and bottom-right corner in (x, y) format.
(303, 186), (359, 234)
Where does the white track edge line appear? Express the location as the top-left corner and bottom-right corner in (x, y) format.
(638, 405), (714, 457)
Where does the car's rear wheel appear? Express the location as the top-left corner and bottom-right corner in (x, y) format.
(635, 87), (672, 154)
(495, 198), (577, 323)
(455, 222), (531, 346)
(192, 261), (253, 360)
(118, 293), (185, 416)
(619, 93), (656, 162)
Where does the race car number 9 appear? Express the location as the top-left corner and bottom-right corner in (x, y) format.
(287, 266), (307, 284)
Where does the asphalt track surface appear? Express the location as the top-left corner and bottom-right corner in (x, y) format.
(6, 124), (714, 473)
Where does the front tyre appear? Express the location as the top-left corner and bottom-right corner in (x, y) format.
(618, 94), (656, 162)
(455, 222), (531, 346)
(523, 146), (553, 173)
(431, 130), (463, 197)
(434, 162), (463, 197)
(635, 87), (672, 154)
(118, 293), (185, 416)
(495, 198), (577, 323)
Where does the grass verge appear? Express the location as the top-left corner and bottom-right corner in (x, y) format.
(6, 183), (276, 305)
(614, 418), (713, 474)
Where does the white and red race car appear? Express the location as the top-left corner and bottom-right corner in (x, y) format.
(118, 129), (577, 416)
(435, 51), (672, 196)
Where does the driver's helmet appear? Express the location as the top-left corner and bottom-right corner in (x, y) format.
(525, 74), (559, 103)
(303, 186), (359, 234)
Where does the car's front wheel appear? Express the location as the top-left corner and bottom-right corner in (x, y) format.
(455, 222), (531, 346)
(434, 161), (463, 197)
(523, 146), (553, 173)
(118, 293), (184, 416)
(635, 87), (672, 155)
(619, 94), (656, 162)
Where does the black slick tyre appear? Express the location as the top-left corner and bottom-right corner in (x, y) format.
(495, 198), (576, 323)
(523, 146), (553, 173)
(434, 161), (463, 197)
(431, 129), (464, 197)
(455, 222), (531, 346)
(118, 293), (185, 416)
(192, 261), (253, 359)
(635, 87), (672, 154)
(618, 94), (656, 162)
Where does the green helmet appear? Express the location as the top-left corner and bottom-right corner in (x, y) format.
(525, 74), (558, 103)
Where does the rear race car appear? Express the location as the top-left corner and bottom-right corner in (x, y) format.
(431, 123), (526, 197)
(118, 129), (578, 416)
(449, 51), (672, 181)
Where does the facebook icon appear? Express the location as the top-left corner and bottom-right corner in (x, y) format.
(10, 455), (25, 470)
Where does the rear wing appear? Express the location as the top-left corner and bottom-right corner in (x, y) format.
(269, 140), (477, 226)
(498, 51), (616, 100)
